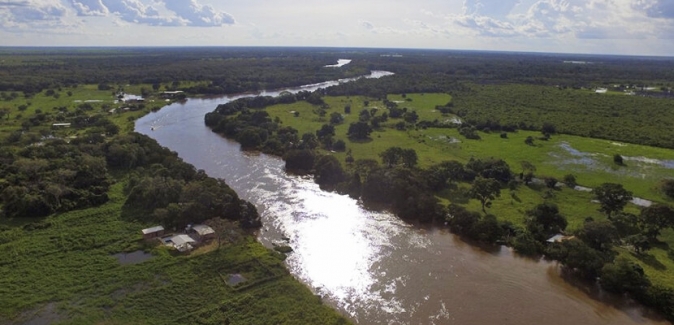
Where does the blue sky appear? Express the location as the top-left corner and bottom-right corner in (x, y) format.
(1, 0), (673, 56)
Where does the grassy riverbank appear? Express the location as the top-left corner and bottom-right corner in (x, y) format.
(0, 87), (350, 324)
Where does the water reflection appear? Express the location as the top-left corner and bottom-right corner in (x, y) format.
(135, 74), (668, 325)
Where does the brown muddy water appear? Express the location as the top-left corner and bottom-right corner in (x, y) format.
(135, 73), (668, 325)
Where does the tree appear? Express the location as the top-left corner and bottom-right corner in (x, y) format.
(512, 232), (544, 256)
(379, 147), (417, 168)
(593, 183), (633, 218)
(599, 257), (650, 295)
(344, 105), (351, 114)
(403, 111), (419, 124)
(639, 204), (674, 241)
(611, 212), (640, 238)
(576, 220), (618, 251)
(556, 239), (606, 278)
(470, 177), (501, 213)
(333, 139), (346, 151)
(525, 136), (535, 146)
(541, 122), (556, 135)
(347, 122), (372, 140)
(400, 149), (418, 168)
(316, 124), (335, 140)
(314, 155), (345, 187)
(204, 217), (238, 248)
(300, 132), (319, 150)
(627, 234), (651, 254)
(329, 112), (344, 125)
(660, 179), (674, 200)
(544, 177), (558, 189)
(613, 154), (624, 166)
(359, 109), (371, 122)
(563, 174), (577, 188)
(526, 202), (567, 239)
(237, 128), (263, 149)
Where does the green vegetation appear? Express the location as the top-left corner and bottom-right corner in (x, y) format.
(450, 84), (674, 148)
(0, 52), (350, 324)
(4, 47), (674, 324)
(0, 185), (345, 324)
(206, 88), (674, 321)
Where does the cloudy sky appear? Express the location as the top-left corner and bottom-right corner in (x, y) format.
(1, 0), (673, 56)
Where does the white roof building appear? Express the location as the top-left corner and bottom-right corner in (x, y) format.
(170, 234), (196, 252)
(192, 225), (215, 237)
(141, 226), (164, 235)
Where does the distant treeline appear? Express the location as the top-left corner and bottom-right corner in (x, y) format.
(2, 47), (673, 97)
(0, 47), (368, 96)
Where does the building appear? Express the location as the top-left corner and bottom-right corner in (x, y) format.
(141, 226), (165, 240)
(161, 91), (185, 99)
(546, 234), (574, 243)
(52, 123), (71, 128)
(190, 224), (216, 242)
(168, 234), (196, 252)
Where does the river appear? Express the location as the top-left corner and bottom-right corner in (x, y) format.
(135, 72), (667, 325)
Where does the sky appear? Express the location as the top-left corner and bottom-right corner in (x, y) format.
(1, 0), (673, 56)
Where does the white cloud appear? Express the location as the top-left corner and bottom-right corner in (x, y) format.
(68, 0), (234, 26)
(359, 20), (374, 30)
(462, 0), (520, 17)
(443, 0), (674, 39)
(0, 0), (673, 55)
(0, 0), (74, 28)
(162, 0), (234, 26)
(70, 0), (107, 16)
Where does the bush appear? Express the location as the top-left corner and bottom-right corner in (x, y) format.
(563, 174), (577, 188)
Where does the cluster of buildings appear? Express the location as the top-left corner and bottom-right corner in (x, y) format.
(141, 224), (215, 253)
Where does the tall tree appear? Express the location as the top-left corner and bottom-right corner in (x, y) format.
(347, 122), (372, 140)
(639, 204), (674, 241)
(470, 177), (501, 213)
(593, 183), (633, 218)
(526, 202), (567, 239)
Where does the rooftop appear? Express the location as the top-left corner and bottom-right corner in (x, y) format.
(192, 224), (215, 236)
(141, 225), (164, 235)
(170, 234), (196, 247)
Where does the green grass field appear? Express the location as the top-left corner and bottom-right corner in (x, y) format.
(267, 93), (673, 202)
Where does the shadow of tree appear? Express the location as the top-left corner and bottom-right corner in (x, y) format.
(632, 252), (667, 271)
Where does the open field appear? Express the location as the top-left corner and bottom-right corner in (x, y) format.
(266, 93), (674, 203)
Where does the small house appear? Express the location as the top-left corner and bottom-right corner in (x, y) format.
(190, 224), (216, 242)
(52, 123), (71, 128)
(141, 226), (165, 240)
(169, 234), (196, 252)
(161, 91), (185, 99)
(546, 234), (574, 244)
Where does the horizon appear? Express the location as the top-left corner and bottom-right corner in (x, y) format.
(1, 45), (674, 60)
(1, 0), (673, 57)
